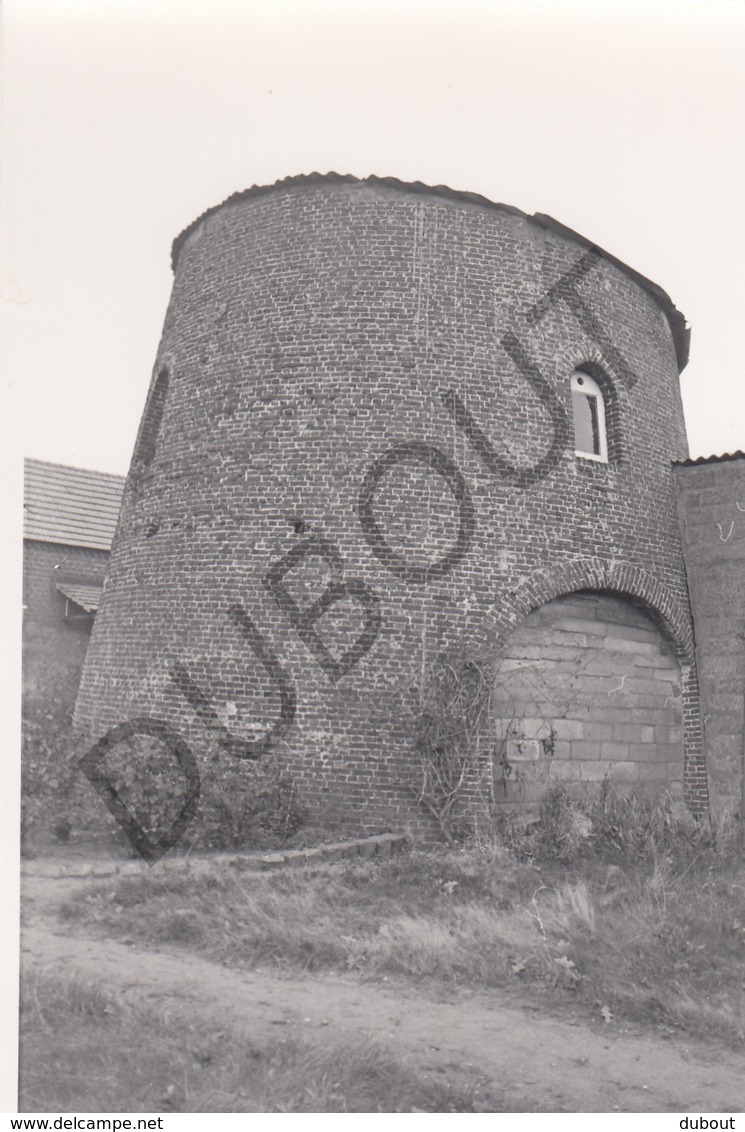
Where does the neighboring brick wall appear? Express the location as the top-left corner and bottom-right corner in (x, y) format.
(23, 541), (109, 713)
(492, 592), (684, 808)
(74, 177), (703, 835)
(675, 456), (745, 815)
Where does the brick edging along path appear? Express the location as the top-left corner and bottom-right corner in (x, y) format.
(23, 832), (408, 880)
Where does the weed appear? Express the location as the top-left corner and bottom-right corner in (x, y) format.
(407, 650), (494, 843)
(505, 780), (733, 865)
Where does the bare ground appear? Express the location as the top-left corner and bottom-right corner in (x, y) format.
(20, 869), (745, 1114)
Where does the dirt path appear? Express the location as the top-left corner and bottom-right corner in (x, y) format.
(20, 872), (745, 1114)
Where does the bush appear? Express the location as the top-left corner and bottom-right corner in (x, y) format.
(21, 673), (99, 846)
(195, 754), (306, 850)
(23, 691), (306, 855)
(101, 733), (305, 853)
(22, 708), (78, 844)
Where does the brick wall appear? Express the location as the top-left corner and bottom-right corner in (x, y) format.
(74, 176), (704, 837)
(675, 456), (745, 815)
(23, 540), (109, 726)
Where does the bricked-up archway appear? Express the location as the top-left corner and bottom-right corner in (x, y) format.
(477, 557), (707, 811)
(490, 592), (685, 808)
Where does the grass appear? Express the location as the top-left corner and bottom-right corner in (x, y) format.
(59, 802), (745, 1049)
(19, 971), (484, 1113)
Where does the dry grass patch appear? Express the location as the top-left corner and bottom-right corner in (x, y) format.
(19, 971), (483, 1113)
(60, 790), (745, 1049)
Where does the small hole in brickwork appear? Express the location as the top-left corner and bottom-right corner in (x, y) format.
(145, 520), (160, 539)
(292, 519), (309, 535)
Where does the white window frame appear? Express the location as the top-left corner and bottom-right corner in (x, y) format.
(571, 370), (608, 463)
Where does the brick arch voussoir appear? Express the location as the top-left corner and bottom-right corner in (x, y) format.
(478, 557), (693, 666)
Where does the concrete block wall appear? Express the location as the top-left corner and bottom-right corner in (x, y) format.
(492, 592), (684, 808)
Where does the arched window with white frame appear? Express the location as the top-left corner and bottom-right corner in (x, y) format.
(571, 369), (608, 462)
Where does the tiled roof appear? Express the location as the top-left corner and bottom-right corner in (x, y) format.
(24, 458), (125, 551)
(675, 450), (745, 467)
(56, 581), (103, 613)
(171, 172), (690, 371)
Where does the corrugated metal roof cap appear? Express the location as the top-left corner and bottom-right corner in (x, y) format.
(674, 450), (745, 467)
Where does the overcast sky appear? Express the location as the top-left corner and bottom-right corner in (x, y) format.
(2, 0), (744, 475)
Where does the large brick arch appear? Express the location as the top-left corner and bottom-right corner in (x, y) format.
(474, 558), (708, 812)
(482, 557), (694, 663)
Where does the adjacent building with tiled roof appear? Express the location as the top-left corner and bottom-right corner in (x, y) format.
(22, 458), (125, 727)
(24, 457), (125, 552)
